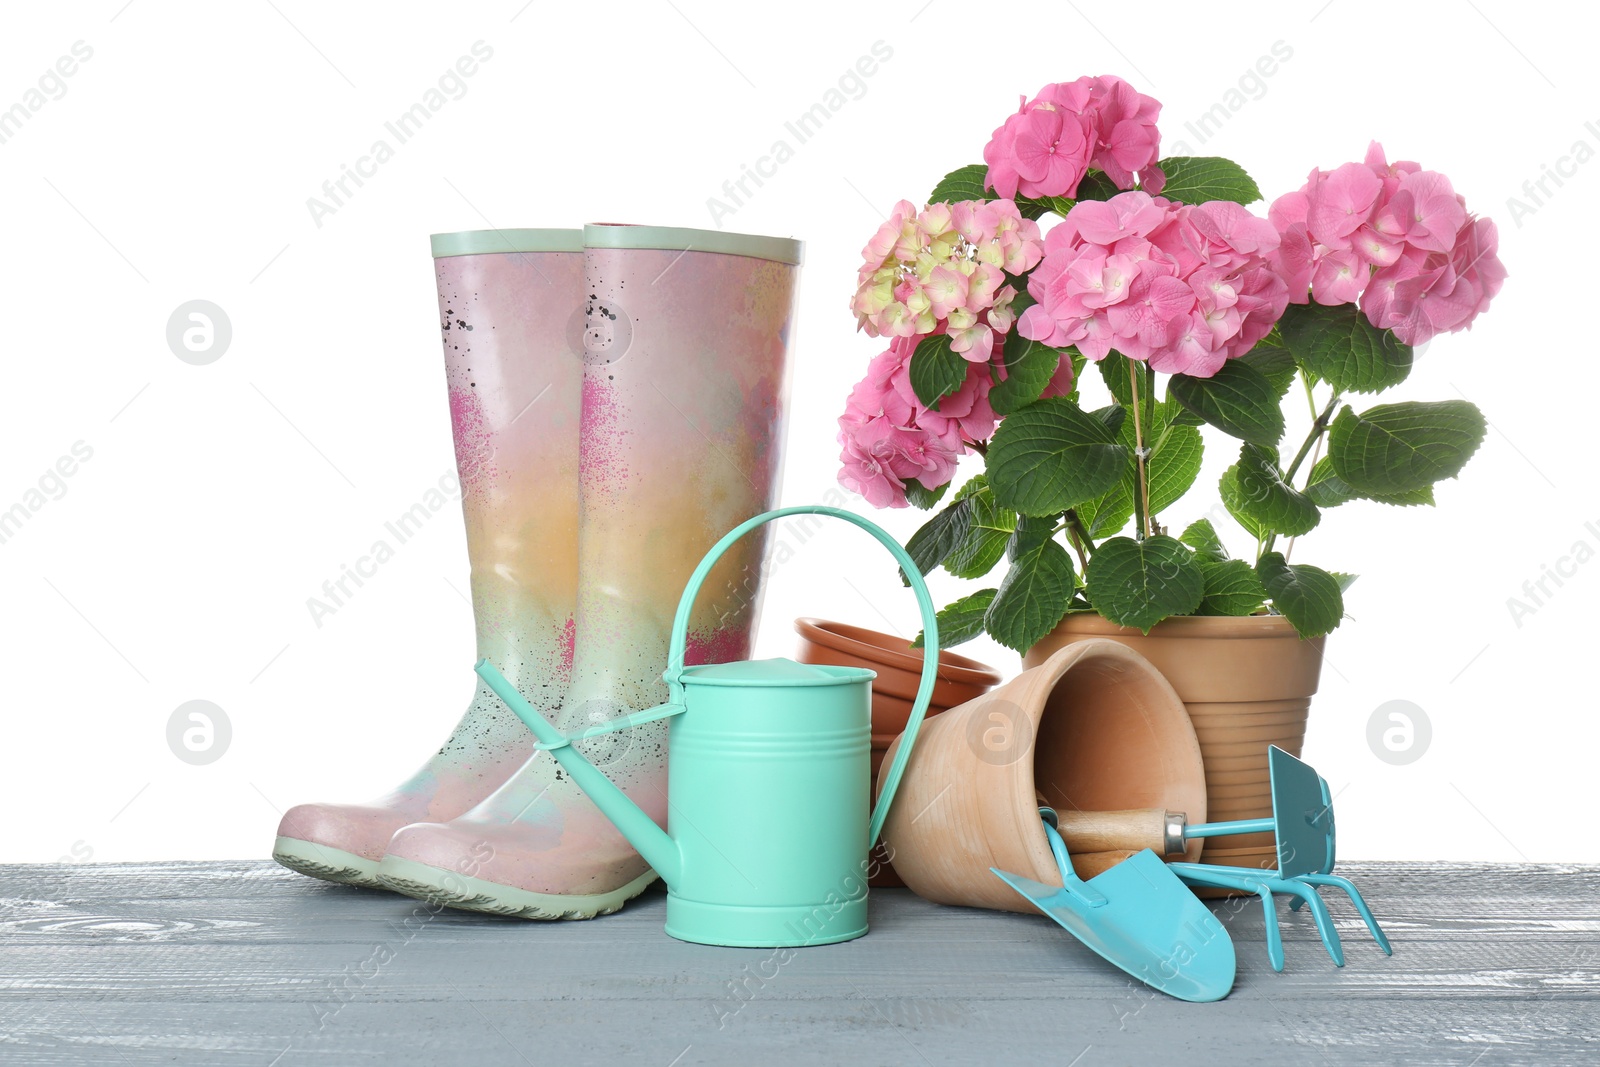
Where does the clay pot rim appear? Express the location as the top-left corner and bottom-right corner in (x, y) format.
(1055, 611), (1309, 640)
(794, 618), (1003, 686)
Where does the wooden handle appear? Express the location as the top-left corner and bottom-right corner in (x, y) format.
(1065, 849), (1138, 880)
(1053, 808), (1183, 856)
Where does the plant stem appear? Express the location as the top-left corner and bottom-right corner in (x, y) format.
(1062, 520), (1090, 575)
(1263, 385), (1341, 557)
(1127, 360), (1152, 540)
(1284, 434), (1322, 563)
(1064, 509), (1096, 555)
(1283, 389), (1341, 485)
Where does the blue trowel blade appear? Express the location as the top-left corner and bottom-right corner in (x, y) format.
(993, 849), (1236, 1003)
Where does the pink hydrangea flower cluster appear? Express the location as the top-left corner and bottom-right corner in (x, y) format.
(983, 76), (1166, 202)
(1017, 191), (1289, 378)
(836, 339), (995, 508)
(1268, 142), (1506, 345)
(835, 334), (1076, 508)
(852, 199), (1044, 364)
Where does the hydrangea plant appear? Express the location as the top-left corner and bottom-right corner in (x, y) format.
(836, 75), (1505, 650)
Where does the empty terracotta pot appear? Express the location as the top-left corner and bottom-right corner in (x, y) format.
(877, 639), (1206, 914)
(795, 618), (1003, 706)
(794, 618), (1002, 887)
(1024, 613), (1325, 873)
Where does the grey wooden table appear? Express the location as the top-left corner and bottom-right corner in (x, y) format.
(1, 861), (1596, 1065)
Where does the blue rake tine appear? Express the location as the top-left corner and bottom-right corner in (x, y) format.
(1168, 863), (1284, 972)
(1136, 746), (1393, 971)
(1255, 884), (1284, 973)
(1174, 862), (1347, 969)
(1264, 875), (1345, 967)
(1295, 872), (1393, 956)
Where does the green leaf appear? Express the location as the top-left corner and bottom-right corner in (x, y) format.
(1330, 571), (1359, 593)
(908, 334), (970, 410)
(1078, 495), (1133, 541)
(952, 473), (990, 501)
(1256, 552), (1345, 638)
(1146, 424), (1204, 517)
(1304, 455), (1436, 508)
(1011, 174), (1126, 217)
(1073, 169), (1124, 201)
(1083, 534), (1206, 633)
(1151, 156), (1262, 205)
(1076, 400), (1199, 538)
(1228, 442), (1321, 537)
(928, 164), (990, 206)
(1167, 402), (1205, 428)
(1169, 360), (1287, 446)
(1303, 456), (1353, 508)
(1088, 404), (1127, 436)
(1180, 518), (1230, 563)
(903, 479), (949, 510)
(1328, 400), (1487, 495)
(1279, 302), (1413, 394)
(991, 335), (1064, 416)
(1198, 558), (1267, 616)
(1015, 192), (1075, 218)
(986, 397), (1130, 516)
(902, 495), (972, 581)
(1008, 511), (1061, 555)
(1219, 464), (1266, 542)
(985, 533), (1077, 651)
(912, 588), (997, 649)
(1011, 198), (1050, 221)
(945, 478), (1017, 579)
(1236, 335), (1298, 398)
(1077, 482), (1135, 540)
(1098, 352), (1136, 406)
(1006, 286), (1038, 324)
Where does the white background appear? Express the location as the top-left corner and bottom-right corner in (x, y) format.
(1, 0), (1593, 865)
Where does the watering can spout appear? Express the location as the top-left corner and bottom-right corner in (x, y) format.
(473, 506), (943, 947)
(473, 659), (683, 887)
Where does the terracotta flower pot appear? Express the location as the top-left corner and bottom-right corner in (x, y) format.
(877, 639), (1206, 914)
(793, 618), (1003, 887)
(1024, 613), (1325, 872)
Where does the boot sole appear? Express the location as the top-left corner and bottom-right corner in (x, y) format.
(376, 854), (658, 920)
(273, 836), (383, 888)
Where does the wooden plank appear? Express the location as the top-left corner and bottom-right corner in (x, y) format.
(0, 861), (1596, 1066)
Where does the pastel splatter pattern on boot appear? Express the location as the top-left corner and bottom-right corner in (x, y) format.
(275, 235), (583, 886)
(447, 384), (499, 494)
(379, 227), (801, 914)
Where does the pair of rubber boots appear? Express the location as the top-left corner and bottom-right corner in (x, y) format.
(274, 224), (802, 918)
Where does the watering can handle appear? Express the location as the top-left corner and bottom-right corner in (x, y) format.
(664, 505), (940, 848)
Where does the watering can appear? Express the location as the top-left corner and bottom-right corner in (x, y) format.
(473, 506), (941, 949)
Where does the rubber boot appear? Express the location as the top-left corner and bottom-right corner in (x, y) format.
(273, 229), (583, 887)
(377, 224), (801, 918)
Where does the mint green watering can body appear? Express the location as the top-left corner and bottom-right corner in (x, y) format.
(476, 506), (940, 948)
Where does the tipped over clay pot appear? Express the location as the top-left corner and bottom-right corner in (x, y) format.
(794, 617), (1003, 887)
(1024, 613), (1325, 872)
(877, 639), (1206, 914)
